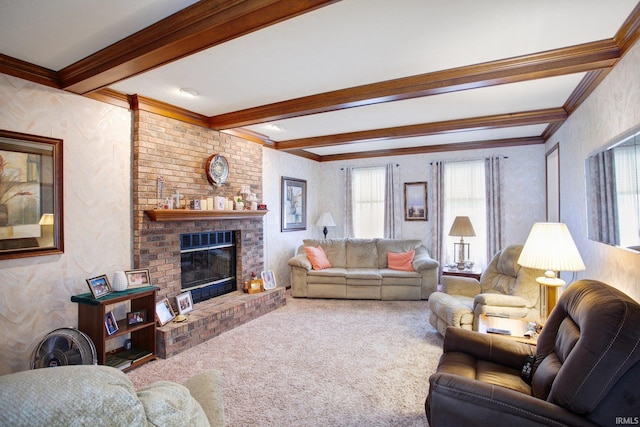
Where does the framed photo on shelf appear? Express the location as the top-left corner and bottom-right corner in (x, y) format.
(86, 275), (112, 299)
(261, 270), (277, 290)
(175, 292), (194, 315)
(155, 298), (175, 326)
(404, 182), (428, 221)
(281, 176), (307, 231)
(124, 268), (151, 288)
(126, 309), (146, 325)
(105, 311), (118, 336)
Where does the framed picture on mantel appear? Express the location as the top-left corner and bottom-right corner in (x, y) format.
(281, 177), (307, 232)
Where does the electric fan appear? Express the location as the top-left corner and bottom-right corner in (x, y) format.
(31, 327), (97, 369)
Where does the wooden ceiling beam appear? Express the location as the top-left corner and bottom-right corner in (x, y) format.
(209, 40), (618, 129)
(58, 0), (339, 94)
(316, 137), (544, 162)
(276, 108), (566, 151)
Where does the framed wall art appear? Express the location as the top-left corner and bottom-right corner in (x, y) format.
(281, 177), (307, 231)
(404, 182), (428, 221)
(0, 129), (63, 260)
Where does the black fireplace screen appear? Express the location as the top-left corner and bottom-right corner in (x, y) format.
(180, 231), (236, 303)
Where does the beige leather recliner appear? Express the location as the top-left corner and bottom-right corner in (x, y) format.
(429, 244), (543, 335)
(426, 279), (640, 426)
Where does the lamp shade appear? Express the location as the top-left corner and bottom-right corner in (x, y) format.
(316, 213), (336, 227)
(448, 216), (476, 237)
(39, 213), (54, 225)
(517, 222), (586, 272)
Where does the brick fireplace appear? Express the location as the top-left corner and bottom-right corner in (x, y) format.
(131, 108), (285, 357)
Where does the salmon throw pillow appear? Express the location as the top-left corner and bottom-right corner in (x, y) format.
(305, 246), (332, 270)
(387, 250), (415, 271)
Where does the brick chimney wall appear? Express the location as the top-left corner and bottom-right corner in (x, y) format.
(132, 110), (264, 301)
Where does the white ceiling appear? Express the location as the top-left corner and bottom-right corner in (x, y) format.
(1, 0), (638, 159)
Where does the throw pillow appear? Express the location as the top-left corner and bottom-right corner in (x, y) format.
(304, 246), (332, 270)
(387, 250), (415, 271)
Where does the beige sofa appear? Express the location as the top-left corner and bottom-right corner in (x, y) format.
(288, 238), (439, 300)
(0, 365), (224, 427)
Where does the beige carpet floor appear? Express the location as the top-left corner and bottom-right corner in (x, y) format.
(127, 292), (444, 426)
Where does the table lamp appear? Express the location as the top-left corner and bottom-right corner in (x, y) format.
(316, 212), (336, 239)
(448, 216), (476, 269)
(517, 222), (585, 320)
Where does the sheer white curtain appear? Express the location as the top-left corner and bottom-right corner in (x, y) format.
(352, 166), (385, 238)
(443, 160), (487, 268)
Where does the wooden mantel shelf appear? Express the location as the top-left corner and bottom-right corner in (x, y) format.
(145, 209), (268, 222)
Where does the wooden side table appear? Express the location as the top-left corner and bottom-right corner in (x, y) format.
(477, 314), (538, 345)
(441, 266), (482, 281)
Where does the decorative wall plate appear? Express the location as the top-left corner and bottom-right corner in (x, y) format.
(205, 154), (229, 186)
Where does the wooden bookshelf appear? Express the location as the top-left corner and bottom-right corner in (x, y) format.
(71, 286), (158, 371)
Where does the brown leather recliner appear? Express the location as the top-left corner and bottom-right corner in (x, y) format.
(426, 279), (640, 426)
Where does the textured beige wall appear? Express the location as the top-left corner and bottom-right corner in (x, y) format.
(0, 74), (132, 374)
(549, 40), (640, 302)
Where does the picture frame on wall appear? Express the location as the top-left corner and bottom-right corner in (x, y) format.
(0, 130), (64, 260)
(404, 182), (428, 221)
(281, 177), (307, 231)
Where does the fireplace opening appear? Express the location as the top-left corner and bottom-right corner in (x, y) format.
(180, 231), (236, 303)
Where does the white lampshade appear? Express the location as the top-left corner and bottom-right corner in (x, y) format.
(518, 222), (585, 283)
(448, 216), (476, 237)
(316, 213), (336, 227)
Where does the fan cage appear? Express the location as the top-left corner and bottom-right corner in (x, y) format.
(31, 327), (97, 369)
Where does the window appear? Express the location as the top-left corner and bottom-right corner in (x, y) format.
(443, 160), (487, 267)
(614, 143), (640, 248)
(352, 166), (385, 238)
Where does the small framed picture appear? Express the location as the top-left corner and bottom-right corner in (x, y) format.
(105, 311), (118, 336)
(261, 270), (277, 290)
(176, 292), (194, 315)
(404, 182), (428, 221)
(155, 298), (176, 326)
(86, 275), (112, 299)
(125, 268), (151, 288)
(126, 309), (146, 325)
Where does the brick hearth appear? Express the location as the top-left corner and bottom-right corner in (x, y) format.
(156, 288), (286, 358)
